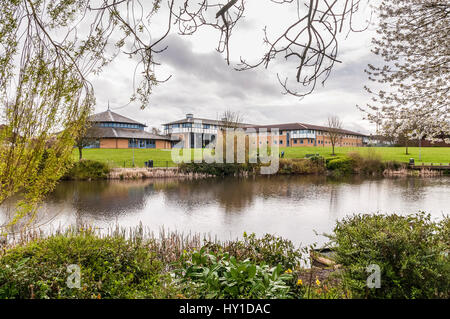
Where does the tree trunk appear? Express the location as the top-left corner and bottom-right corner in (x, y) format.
(78, 146), (82, 160)
(405, 139), (409, 155)
(331, 142), (335, 156)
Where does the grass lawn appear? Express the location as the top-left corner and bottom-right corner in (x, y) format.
(75, 148), (178, 167)
(279, 146), (450, 164)
(75, 146), (450, 167)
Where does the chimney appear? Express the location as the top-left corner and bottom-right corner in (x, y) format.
(186, 113), (193, 119)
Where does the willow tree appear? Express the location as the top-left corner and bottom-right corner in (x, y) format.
(361, 0), (450, 145)
(1, 0), (368, 230)
(0, 0), (161, 230)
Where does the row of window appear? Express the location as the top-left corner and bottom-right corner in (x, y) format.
(278, 130), (360, 138)
(128, 139), (156, 148)
(98, 122), (144, 130)
(272, 139), (361, 146)
(168, 123), (217, 129)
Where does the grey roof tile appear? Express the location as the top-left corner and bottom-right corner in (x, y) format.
(88, 110), (146, 126)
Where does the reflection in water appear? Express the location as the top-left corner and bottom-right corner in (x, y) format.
(1, 176), (449, 245)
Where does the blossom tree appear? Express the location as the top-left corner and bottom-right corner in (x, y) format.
(361, 0), (449, 145)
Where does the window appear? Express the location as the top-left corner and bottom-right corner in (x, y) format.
(146, 139), (155, 148)
(203, 124), (210, 129)
(182, 123), (192, 128)
(300, 139), (303, 144)
(294, 139), (297, 144)
(280, 140), (283, 144)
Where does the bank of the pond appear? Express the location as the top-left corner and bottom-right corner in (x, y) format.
(1, 213), (448, 299)
(63, 154), (448, 181)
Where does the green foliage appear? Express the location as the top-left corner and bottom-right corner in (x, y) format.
(347, 151), (385, 175)
(278, 158), (325, 175)
(0, 231), (177, 299)
(326, 157), (355, 175)
(384, 160), (406, 171)
(328, 213), (450, 299)
(63, 159), (110, 180)
(174, 248), (293, 299)
(179, 162), (258, 177)
(204, 233), (305, 271)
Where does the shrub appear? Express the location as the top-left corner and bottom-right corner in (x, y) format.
(179, 162), (258, 177)
(347, 151), (384, 175)
(63, 159), (110, 180)
(278, 158), (325, 175)
(203, 233), (305, 271)
(0, 231), (176, 298)
(326, 157), (354, 175)
(384, 160), (406, 171)
(174, 248), (293, 299)
(327, 213), (450, 299)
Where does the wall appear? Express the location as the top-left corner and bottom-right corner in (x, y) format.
(155, 140), (171, 149)
(100, 138), (129, 149)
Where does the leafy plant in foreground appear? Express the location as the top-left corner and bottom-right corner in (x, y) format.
(174, 248), (293, 299)
(327, 213), (449, 299)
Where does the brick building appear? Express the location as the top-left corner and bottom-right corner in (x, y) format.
(85, 110), (175, 149)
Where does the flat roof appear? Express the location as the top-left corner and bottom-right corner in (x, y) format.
(245, 122), (368, 137)
(163, 117), (252, 127)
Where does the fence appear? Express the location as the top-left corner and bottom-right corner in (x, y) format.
(105, 159), (176, 168)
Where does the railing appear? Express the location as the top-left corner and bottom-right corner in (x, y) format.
(105, 159), (176, 168)
(165, 128), (219, 134)
(409, 162), (450, 170)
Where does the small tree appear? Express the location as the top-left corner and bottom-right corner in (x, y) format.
(219, 110), (245, 130)
(151, 127), (161, 135)
(326, 116), (343, 156)
(74, 114), (102, 160)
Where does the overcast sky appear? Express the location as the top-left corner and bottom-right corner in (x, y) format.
(91, 1), (381, 135)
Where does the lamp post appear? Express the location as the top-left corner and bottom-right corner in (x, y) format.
(419, 135), (422, 162)
(132, 138), (135, 167)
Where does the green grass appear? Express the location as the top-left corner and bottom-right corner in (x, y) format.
(279, 146), (450, 165)
(74, 148), (177, 168)
(74, 146), (450, 168)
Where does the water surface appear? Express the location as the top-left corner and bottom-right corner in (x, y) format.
(1, 176), (449, 246)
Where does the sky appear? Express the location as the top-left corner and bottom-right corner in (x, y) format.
(91, 1), (381, 135)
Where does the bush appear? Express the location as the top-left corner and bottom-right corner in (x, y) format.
(204, 233), (305, 271)
(179, 162), (259, 176)
(326, 157), (354, 175)
(384, 160), (406, 171)
(0, 231), (177, 298)
(347, 151), (384, 175)
(278, 158), (325, 175)
(327, 213), (449, 299)
(174, 248), (293, 298)
(63, 159), (110, 180)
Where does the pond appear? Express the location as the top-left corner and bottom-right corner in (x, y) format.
(1, 176), (449, 246)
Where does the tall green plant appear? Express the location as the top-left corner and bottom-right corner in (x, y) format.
(327, 213), (449, 299)
(174, 248), (293, 299)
